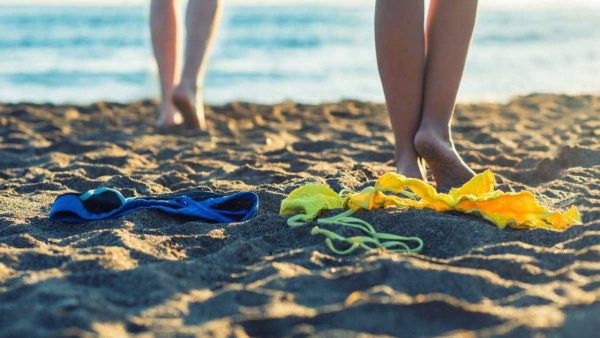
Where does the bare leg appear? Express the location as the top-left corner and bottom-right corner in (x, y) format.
(414, 0), (478, 188)
(173, 0), (222, 130)
(150, 0), (181, 126)
(375, 0), (426, 179)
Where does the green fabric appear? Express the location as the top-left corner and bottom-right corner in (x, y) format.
(280, 183), (346, 226)
(281, 184), (423, 255)
(312, 209), (423, 255)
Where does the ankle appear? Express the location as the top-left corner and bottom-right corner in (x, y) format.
(416, 120), (451, 143)
(177, 79), (199, 93)
(158, 100), (175, 113)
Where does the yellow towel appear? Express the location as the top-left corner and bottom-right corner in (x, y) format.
(280, 170), (580, 230)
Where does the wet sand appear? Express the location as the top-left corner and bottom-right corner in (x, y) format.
(0, 94), (599, 337)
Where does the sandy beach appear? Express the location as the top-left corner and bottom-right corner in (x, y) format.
(0, 94), (598, 337)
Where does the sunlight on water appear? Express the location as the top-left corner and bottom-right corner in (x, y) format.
(0, 3), (598, 103)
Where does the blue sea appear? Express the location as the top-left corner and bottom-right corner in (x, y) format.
(0, 3), (599, 104)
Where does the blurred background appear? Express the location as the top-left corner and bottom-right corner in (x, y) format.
(0, 0), (598, 104)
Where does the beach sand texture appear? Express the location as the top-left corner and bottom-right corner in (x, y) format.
(0, 94), (599, 337)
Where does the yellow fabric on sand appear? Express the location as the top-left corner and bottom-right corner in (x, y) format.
(280, 170), (580, 230)
(279, 183), (346, 224)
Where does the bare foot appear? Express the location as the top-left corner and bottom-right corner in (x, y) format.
(414, 125), (474, 189)
(396, 150), (427, 181)
(172, 83), (206, 130)
(156, 101), (182, 127)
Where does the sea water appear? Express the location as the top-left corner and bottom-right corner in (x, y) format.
(0, 3), (598, 104)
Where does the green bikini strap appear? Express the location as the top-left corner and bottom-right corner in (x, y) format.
(288, 209), (423, 255)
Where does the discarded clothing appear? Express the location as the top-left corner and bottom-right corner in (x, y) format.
(281, 170), (580, 230)
(279, 170), (580, 255)
(50, 187), (259, 224)
(279, 182), (423, 255)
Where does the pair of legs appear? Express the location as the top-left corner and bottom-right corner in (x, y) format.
(150, 0), (222, 130)
(375, 0), (478, 188)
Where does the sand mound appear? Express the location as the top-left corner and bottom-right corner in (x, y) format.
(0, 94), (598, 337)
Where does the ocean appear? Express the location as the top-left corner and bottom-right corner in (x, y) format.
(0, 3), (599, 104)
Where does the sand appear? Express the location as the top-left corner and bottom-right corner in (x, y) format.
(0, 94), (599, 337)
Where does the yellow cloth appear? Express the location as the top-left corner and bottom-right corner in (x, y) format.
(280, 183), (347, 223)
(280, 170), (581, 230)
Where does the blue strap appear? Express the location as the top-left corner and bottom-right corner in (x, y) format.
(49, 189), (259, 224)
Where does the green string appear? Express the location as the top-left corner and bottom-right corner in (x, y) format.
(288, 214), (311, 228)
(288, 209), (423, 255)
(286, 186), (423, 255)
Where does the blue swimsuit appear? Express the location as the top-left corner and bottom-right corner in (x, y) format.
(50, 187), (259, 224)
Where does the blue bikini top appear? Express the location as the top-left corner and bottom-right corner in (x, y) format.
(49, 187), (259, 224)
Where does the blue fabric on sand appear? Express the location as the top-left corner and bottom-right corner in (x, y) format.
(49, 187), (259, 224)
